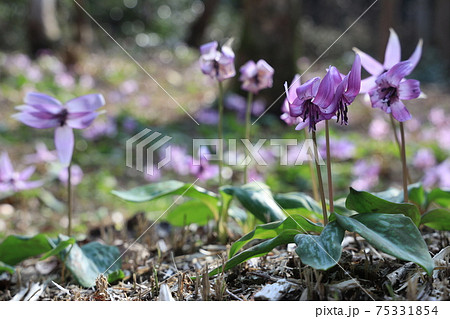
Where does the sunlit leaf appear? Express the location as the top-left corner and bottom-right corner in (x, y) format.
(166, 199), (215, 227)
(112, 180), (219, 218)
(221, 183), (286, 223)
(421, 209), (450, 231)
(40, 237), (76, 261)
(274, 192), (323, 217)
(209, 229), (299, 277)
(229, 214), (322, 258)
(0, 234), (52, 266)
(346, 188), (421, 226)
(0, 261), (14, 274)
(427, 188), (450, 209)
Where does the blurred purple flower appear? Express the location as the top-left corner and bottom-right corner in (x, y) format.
(120, 80), (139, 95)
(82, 116), (117, 141)
(321, 55), (361, 125)
(368, 117), (389, 140)
(354, 28), (422, 93)
(0, 152), (43, 192)
(428, 108), (447, 127)
(55, 72), (75, 89)
(23, 142), (58, 164)
(413, 148), (436, 170)
(144, 166), (162, 182)
(195, 108), (219, 125)
(437, 128), (450, 151)
(239, 59), (274, 94)
(318, 137), (355, 160)
(286, 70), (336, 131)
(351, 159), (381, 191)
(368, 61), (421, 122)
(224, 93), (265, 121)
(13, 92), (105, 166)
(423, 160), (450, 189)
(199, 41), (236, 81)
(190, 147), (219, 181)
(248, 168), (264, 182)
(281, 74), (301, 126)
(58, 164), (83, 186)
(163, 146), (191, 176)
(122, 116), (138, 133)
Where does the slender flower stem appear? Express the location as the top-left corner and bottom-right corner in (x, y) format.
(304, 129), (320, 202)
(67, 163), (72, 237)
(217, 81), (227, 242)
(312, 131), (328, 225)
(390, 114), (411, 184)
(218, 82), (224, 187)
(244, 92), (253, 184)
(325, 121), (334, 214)
(399, 122), (409, 203)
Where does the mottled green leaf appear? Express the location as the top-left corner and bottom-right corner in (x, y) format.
(346, 188), (421, 226)
(229, 214), (322, 258)
(421, 209), (450, 231)
(335, 213), (434, 275)
(274, 192), (323, 217)
(427, 188), (450, 209)
(294, 221), (344, 270)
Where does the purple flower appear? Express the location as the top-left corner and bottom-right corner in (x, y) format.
(23, 142), (58, 164)
(281, 75), (302, 126)
(428, 108), (447, 127)
(199, 41), (236, 82)
(122, 116), (138, 133)
(0, 152), (43, 193)
(13, 92), (105, 166)
(224, 93), (265, 122)
(318, 137), (355, 160)
(368, 61), (421, 122)
(58, 165), (83, 186)
(239, 59), (274, 94)
(413, 148), (436, 170)
(144, 166), (162, 182)
(423, 160), (450, 189)
(321, 55), (361, 125)
(190, 147), (219, 181)
(195, 108), (219, 125)
(368, 116), (389, 140)
(285, 70), (336, 131)
(354, 28), (422, 93)
(351, 159), (381, 191)
(163, 146), (191, 176)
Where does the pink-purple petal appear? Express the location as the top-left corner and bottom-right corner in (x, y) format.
(66, 94), (105, 113)
(360, 76), (377, 94)
(25, 92), (62, 106)
(345, 54), (361, 97)
(383, 28), (402, 69)
(19, 166), (36, 180)
(54, 125), (74, 166)
(314, 69), (336, 108)
(398, 79), (421, 100)
(353, 48), (384, 75)
(12, 112), (60, 129)
(66, 112), (99, 129)
(0, 152), (14, 181)
(408, 39), (423, 71)
(382, 61), (413, 86)
(390, 100), (412, 122)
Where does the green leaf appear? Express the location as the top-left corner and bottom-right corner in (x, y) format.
(0, 234), (52, 266)
(0, 261), (15, 274)
(107, 269), (125, 284)
(166, 200), (215, 227)
(346, 188), (421, 226)
(335, 213), (434, 275)
(427, 188), (450, 209)
(40, 237), (76, 261)
(421, 209), (450, 231)
(62, 240), (122, 288)
(294, 221), (344, 270)
(274, 192), (323, 216)
(229, 214), (323, 258)
(374, 184), (426, 211)
(221, 183), (286, 223)
(112, 180), (219, 218)
(209, 229), (299, 277)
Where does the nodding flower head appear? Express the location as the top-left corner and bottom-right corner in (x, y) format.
(199, 40), (236, 82)
(239, 59), (274, 94)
